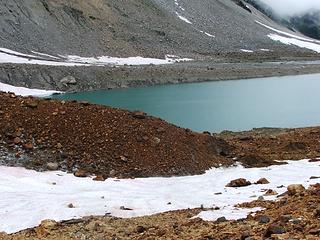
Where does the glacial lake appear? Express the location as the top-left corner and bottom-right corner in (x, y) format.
(53, 74), (320, 133)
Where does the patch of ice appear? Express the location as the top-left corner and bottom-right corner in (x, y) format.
(31, 51), (62, 60)
(0, 47), (192, 66)
(0, 82), (61, 97)
(268, 34), (320, 53)
(240, 49), (254, 53)
(0, 48), (42, 59)
(174, 0), (185, 11)
(175, 11), (192, 24)
(204, 32), (215, 38)
(0, 159), (319, 234)
(0, 51), (88, 66)
(256, 21), (320, 43)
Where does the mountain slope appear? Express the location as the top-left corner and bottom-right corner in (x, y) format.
(0, 0), (315, 59)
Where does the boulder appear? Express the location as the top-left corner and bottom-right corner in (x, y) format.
(256, 178), (270, 184)
(60, 76), (77, 85)
(46, 162), (59, 171)
(287, 184), (305, 196)
(226, 178), (251, 187)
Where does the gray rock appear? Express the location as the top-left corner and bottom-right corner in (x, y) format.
(216, 216), (227, 223)
(264, 224), (286, 238)
(46, 162), (59, 171)
(60, 76), (77, 85)
(257, 215), (270, 224)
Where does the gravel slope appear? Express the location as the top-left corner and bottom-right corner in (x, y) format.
(0, 0), (313, 58)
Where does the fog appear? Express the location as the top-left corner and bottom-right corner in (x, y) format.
(260, 0), (320, 16)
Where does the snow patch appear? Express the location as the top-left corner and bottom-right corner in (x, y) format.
(0, 47), (192, 66)
(256, 21), (320, 43)
(204, 32), (215, 38)
(0, 159), (319, 234)
(0, 82), (61, 97)
(240, 49), (254, 53)
(175, 11), (192, 24)
(268, 34), (320, 53)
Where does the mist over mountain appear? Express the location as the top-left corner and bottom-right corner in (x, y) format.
(246, 0), (320, 40)
(260, 0), (320, 16)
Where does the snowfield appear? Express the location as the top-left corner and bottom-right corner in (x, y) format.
(0, 48), (192, 66)
(0, 159), (318, 234)
(256, 21), (320, 53)
(0, 82), (61, 97)
(268, 34), (320, 53)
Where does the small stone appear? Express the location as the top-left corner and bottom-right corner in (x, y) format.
(67, 203), (74, 208)
(85, 221), (99, 231)
(120, 206), (133, 211)
(23, 143), (33, 150)
(256, 178), (270, 184)
(136, 226), (146, 233)
(79, 101), (90, 106)
(258, 196), (265, 201)
(74, 170), (87, 178)
(56, 143), (63, 149)
(40, 220), (58, 230)
(120, 155), (128, 163)
(93, 175), (105, 181)
(238, 136), (253, 141)
(60, 76), (77, 85)
(46, 162), (59, 171)
(309, 158), (320, 162)
(24, 101), (38, 108)
(152, 137), (161, 146)
(280, 214), (292, 223)
(289, 218), (302, 224)
(109, 170), (116, 177)
(240, 231), (251, 240)
(309, 228), (320, 235)
(226, 178), (251, 188)
(287, 184), (305, 196)
(310, 176), (320, 179)
(132, 111), (146, 119)
(257, 215), (270, 224)
(13, 137), (21, 144)
(264, 224), (286, 238)
(216, 217), (227, 223)
(264, 189), (278, 196)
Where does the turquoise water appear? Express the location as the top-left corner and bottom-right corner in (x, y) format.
(53, 74), (320, 133)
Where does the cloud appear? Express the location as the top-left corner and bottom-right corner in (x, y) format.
(260, 0), (320, 16)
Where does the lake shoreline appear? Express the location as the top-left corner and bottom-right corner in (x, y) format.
(2, 54), (320, 93)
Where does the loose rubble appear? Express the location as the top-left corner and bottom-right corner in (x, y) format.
(0, 92), (232, 178)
